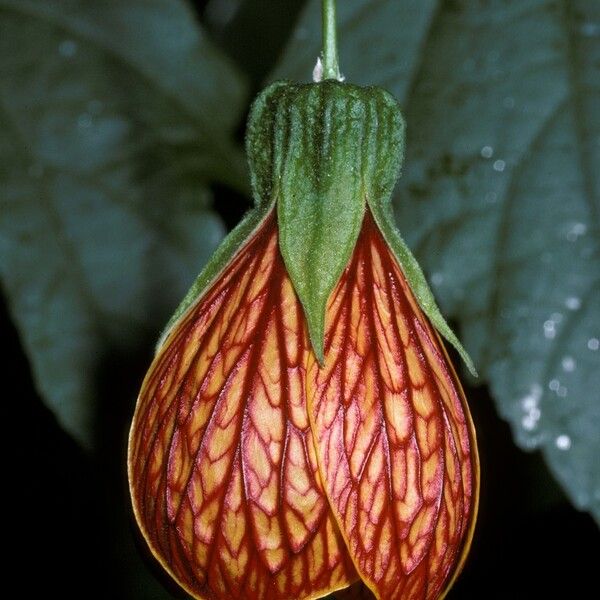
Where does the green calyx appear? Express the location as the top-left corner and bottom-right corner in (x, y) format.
(247, 79), (475, 374)
(247, 80), (405, 363)
(161, 79), (475, 376)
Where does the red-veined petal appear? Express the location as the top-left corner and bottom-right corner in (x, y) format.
(128, 210), (357, 600)
(307, 210), (479, 600)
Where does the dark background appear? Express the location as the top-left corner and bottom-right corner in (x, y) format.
(10, 1), (598, 599)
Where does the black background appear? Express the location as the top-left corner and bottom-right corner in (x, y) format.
(10, 1), (598, 598)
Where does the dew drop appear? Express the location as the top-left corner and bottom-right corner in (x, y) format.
(493, 159), (506, 172)
(543, 320), (556, 339)
(588, 337), (599, 351)
(566, 222), (587, 241)
(561, 356), (576, 372)
(548, 379), (560, 392)
(431, 272), (444, 286)
(555, 435), (571, 451)
(565, 296), (581, 310)
(520, 385), (542, 431)
(480, 145), (494, 159)
(59, 39), (78, 58)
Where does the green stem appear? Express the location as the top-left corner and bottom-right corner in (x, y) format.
(321, 0), (341, 80)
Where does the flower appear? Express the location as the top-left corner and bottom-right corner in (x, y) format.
(128, 81), (478, 600)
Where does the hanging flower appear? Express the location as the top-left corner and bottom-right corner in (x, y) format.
(128, 80), (478, 600)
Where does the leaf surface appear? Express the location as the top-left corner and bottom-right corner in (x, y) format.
(0, 0), (247, 445)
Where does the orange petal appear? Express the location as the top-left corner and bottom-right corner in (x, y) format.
(307, 211), (479, 600)
(128, 210), (357, 600)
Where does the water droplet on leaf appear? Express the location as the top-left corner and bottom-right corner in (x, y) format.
(431, 272), (444, 286)
(543, 319), (556, 339)
(566, 222), (587, 241)
(555, 435), (571, 451)
(520, 385), (542, 431)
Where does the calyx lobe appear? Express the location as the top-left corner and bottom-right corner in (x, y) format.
(246, 81), (405, 361)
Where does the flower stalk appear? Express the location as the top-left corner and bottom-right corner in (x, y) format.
(322, 0), (342, 80)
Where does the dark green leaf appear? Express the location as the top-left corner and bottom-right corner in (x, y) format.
(0, 0), (248, 446)
(274, 0), (600, 521)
